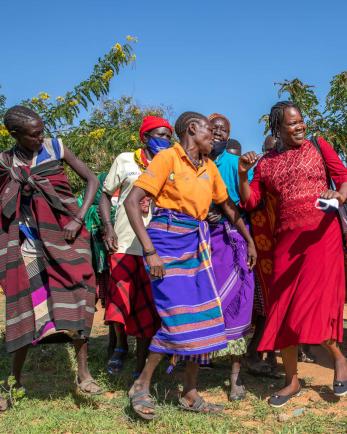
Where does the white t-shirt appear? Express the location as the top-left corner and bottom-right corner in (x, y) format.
(103, 152), (152, 256)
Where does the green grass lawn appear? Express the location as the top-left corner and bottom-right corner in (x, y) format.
(0, 307), (346, 433)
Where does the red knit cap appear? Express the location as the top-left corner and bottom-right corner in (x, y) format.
(139, 115), (173, 143)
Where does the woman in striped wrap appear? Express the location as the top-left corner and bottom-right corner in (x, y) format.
(0, 106), (101, 395)
(124, 111), (257, 419)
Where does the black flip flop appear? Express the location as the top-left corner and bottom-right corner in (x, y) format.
(333, 379), (347, 397)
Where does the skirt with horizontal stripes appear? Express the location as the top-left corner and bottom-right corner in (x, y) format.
(146, 208), (227, 364)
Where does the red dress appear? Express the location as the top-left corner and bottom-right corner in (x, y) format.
(243, 138), (347, 351)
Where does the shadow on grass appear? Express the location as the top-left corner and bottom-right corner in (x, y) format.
(1, 324), (346, 412)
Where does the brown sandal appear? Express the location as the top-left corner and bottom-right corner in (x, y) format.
(76, 377), (102, 395)
(129, 390), (157, 420)
(178, 396), (224, 414)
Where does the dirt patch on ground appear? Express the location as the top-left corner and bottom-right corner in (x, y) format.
(1, 296), (347, 421)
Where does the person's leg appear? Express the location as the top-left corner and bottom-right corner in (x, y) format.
(179, 361), (224, 413)
(276, 345), (300, 395)
(12, 346), (29, 387)
(181, 361), (200, 403)
(246, 316), (273, 376)
(129, 351), (163, 416)
(265, 351), (278, 368)
(322, 340), (347, 381)
(74, 339), (101, 394)
(247, 315), (266, 361)
(230, 356), (246, 400)
(107, 322), (128, 373)
(135, 337), (151, 375)
(107, 324), (116, 358)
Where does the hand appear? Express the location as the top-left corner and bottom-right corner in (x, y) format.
(103, 226), (118, 253)
(145, 253), (166, 279)
(206, 209), (223, 224)
(238, 152), (260, 174)
(320, 189), (346, 206)
(63, 220), (82, 241)
(247, 240), (257, 270)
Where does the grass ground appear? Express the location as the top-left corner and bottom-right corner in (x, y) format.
(0, 300), (346, 434)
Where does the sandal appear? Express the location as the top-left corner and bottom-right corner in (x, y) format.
(107, 348), (127, 375)
(76, 377), (102, 395)
(129, 390), (157, 420)
(178, 396), (224, 414)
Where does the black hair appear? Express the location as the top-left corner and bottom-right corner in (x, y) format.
(174, 111), (207, 139)
(226, 138), (241, 151)
(3, 105), (42, 133)
(269, 101), (302, 138)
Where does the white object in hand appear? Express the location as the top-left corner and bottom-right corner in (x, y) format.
(315, 197), (339, 211)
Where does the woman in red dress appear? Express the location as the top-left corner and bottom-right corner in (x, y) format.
(238, 101), (347, 407)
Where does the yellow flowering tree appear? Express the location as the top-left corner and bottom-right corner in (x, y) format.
(63, 96), (170, 192)
(0, 37), (172, 192)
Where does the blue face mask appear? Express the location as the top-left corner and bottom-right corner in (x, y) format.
(147, 137), (171, 155)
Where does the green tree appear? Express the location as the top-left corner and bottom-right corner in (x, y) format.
(260, 71), (347, 155)
(0, 36), (138, 144)
(0, 36), (171, 192)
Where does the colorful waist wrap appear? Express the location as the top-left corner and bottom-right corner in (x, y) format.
(146, 208), (227, 364)
(210, 221), (254, 355)
(0, 152), (96, 352)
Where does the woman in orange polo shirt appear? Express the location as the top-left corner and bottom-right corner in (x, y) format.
(124, 111), (257, 419)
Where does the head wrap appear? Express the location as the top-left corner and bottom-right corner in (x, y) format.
(208, 113), (231, 133)
(139, 116), (173, 143)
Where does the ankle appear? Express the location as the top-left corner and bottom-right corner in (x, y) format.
(133, 379), (149, 391)
(182, 388), (198, 402)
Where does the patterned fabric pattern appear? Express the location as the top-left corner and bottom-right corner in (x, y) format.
(105, 253), (160, 338)
(147, 208), (227, 364)
(0, 146), (96, 352)
(210, 221), (254, 355)
(257, 140), (328, 232)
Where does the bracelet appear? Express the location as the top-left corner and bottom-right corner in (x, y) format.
(143, 249), (157, 257)
(72, 215), (83, 225)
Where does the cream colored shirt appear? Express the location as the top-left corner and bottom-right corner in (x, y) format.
(103, 152), (152, 256)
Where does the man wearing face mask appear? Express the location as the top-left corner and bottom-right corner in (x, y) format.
(99, 115), (173, 378)
(207, 113), (255, 401)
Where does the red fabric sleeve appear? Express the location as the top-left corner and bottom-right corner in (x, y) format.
(317, 137), (347, 190)
(240, 160), (266, 211)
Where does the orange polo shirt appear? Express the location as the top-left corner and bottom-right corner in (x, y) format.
(134, 143), (228, 220)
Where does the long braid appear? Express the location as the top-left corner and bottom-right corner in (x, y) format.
(174, 111), (207, 139)
(269, 101), (302, 138)
(4, 105), (41, 133)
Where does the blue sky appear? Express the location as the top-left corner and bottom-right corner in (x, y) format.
(1, 0), (346, 152)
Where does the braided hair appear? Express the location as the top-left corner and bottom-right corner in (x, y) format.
(4, 105), (42, 133)
(174, 111), (207, 139)
(269, 101), (302, 138)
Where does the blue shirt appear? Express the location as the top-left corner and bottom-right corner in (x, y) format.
(214, 150), (253, 206)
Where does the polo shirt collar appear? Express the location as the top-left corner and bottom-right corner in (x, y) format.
(173, 142), (207, 173)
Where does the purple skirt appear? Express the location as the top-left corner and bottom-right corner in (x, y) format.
(210, 221), (254, 343)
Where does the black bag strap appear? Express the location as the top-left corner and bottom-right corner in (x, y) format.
(311, 136), (334, 189)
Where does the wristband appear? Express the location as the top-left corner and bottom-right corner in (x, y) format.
(143, 249), (157, 257)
